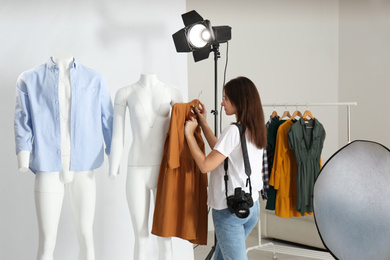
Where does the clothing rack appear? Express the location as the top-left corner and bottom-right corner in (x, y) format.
(246, 102), (357, 259)
(263, 102), (357, 142)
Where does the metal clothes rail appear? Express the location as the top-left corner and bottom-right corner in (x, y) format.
(262, 102), (357, 142)
(246, 102), (357, 259)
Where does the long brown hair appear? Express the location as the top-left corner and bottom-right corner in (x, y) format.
(223, 76), (267, 149)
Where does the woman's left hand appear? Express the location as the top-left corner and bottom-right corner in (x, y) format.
(185, 117), (198, 137)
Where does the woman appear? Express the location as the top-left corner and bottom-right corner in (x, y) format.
(185, 76), (267, 260)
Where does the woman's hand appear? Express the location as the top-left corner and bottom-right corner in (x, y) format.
(195, 101), (207, 127)
(185, 117), (198, 137)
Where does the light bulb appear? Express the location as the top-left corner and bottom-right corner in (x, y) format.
(188, 24), (209, 48)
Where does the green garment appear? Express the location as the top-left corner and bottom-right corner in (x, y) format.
(265, 119), (286, 210)
(287, 118), (326, 215)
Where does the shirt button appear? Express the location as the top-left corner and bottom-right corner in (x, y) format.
(55, 101), (59, 104)
(57, 151), (61, 154)
(55, 85), (58, 88)
(56, 117), (59, 120)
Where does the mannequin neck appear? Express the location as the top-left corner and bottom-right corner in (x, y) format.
(138, 74), (161, 89)
(52, 53), (74, 71)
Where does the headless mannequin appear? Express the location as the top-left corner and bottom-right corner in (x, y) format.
(109, 74), (182, 260)
(17, 54), (96, 260)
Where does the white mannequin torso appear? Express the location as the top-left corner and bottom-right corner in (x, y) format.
(53, 54), (72, 157)
(52, 54), (73, 183)
(109, 74), (183, 173)
(127, 80), (170, 165)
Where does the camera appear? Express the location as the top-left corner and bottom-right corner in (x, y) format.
(227, 187), (254, 218)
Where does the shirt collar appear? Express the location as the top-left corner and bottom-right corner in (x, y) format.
(47, 57), (78, 71)
(299, 117), (317, 130)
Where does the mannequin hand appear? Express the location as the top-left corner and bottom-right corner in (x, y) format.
(185, 117), (198, 137)
(109, 168), (119, 179)
(18, 167), (29, 173)
(195, 101), (207, 127)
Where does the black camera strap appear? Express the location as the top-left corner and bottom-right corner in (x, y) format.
(224, 123), (252, 199)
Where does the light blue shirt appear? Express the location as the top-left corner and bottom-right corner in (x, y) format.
(14, 58), (113, 173)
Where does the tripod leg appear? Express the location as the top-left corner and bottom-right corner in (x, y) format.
(205, 233), (217, 260)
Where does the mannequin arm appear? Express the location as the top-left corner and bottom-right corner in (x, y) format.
(17, 151), (30, 172)
(14, 76), (33, 172)
(109, 103), (126, 178)
(101, 78), (114, 155)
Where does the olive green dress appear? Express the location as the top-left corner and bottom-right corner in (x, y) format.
(287, 118), (326, 215)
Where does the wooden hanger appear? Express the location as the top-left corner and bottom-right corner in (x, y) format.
(291, 110), (303, 119)
(303, 109), (314, 128)
(303, 110), (314, 120)
(279, 105), (291, 119)
(271, 104), (278, 118)
(279, 110), (291, 119)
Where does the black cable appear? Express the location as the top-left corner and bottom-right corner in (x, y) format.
(220, 41), (229, 134)
(223, 41), (229, 87)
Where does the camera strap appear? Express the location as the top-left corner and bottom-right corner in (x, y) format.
(224, 123), (252, 199)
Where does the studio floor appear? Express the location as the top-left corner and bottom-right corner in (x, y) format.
(193, 225), (335, 260)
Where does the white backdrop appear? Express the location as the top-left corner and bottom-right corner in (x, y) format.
(0, 0), (194, 259)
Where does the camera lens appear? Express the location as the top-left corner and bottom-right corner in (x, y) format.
(235, 202), (250, 218)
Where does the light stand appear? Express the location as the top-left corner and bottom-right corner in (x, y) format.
(204, 43), (221, 260)
(172, 10), (231, 260)
(210, 44), (220, 136)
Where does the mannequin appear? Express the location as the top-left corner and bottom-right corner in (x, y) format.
(17, 54), (96, 260)
(109, 74), (182, 260)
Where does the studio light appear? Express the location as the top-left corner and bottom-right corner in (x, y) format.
(172, 10), (231, 62)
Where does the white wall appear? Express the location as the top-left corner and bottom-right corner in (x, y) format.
(0, 1), (193, 259)
(339, 0), (390, 146)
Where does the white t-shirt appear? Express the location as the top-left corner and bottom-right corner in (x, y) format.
(208, 124), (264, 210)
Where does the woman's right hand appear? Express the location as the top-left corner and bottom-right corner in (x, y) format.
(195, 101), (207, 127)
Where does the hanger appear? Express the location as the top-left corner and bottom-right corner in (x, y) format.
(291, 105), (302, 119)
(303, 107), (314, 120)
(291, 110), (303, 119)
(271, 104), (278, 118)
(197, 90), (202, 100)
(303, 105), (314, 128)
(279, 105), (291, 119)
